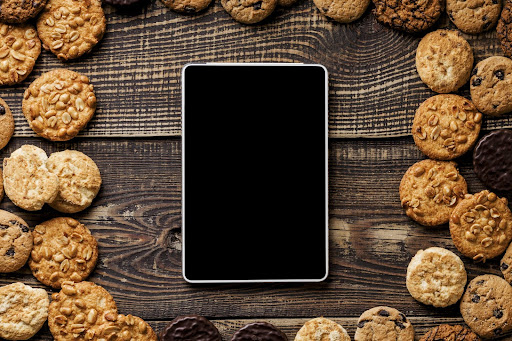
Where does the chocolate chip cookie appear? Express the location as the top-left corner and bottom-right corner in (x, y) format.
(0, 97), (14, 151)
(160, 315), (222, 341)
(313, 0), (370, 23)
(0, 210), (32, 273)
(0, 0), (47, 23)
(419, 324), (481, 341)
(160, 0), (213, 13)
(447, 0), (501, 34)
(295, 317), (350, 341)
(354, 306), (414, 341)
(498, 0), (512, 57)
(372, 0), (444, 33)
(221, 0), (277, 24)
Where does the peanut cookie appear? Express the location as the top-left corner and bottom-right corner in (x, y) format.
(160, 315), (222, 341)
(501, 243), (512, 284)
(0, 210), (32, 273)
(406, 247), (467, 307)
(29, 217), (98, 289)
(313, 0), (370, 23)
(412, 95), (482, 160)
(0, 24), (41, 86)
(22, 69), (97, 141)
(48, 281), (118, 341)
(416, 30), (473, 94)
(470, 56), (512, 116)
(460, 275), (512, 339)
(372, 0), (444, 33)
(0, 0), (47, 23)
(221, 0), (277, 24)
(3, 145), (59, 211)
(0, 282), (49, 340)
(450, 190), (512, 262)
(104, 314), (158, 341)
(294, 317), (350, 341)
(232, 322), (288, 341)
(399, 159), (467, 226)
(36, 0), (106, 60)
(498, 0), (512, 57)
(419, 324), (481, 341)
(354, 306), (414, 341)
(447, 0), (501, 34)
(0, 98), (14, 150)
(160, 0), (213, 13)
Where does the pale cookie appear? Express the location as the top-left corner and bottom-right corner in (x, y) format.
(372, 0), (444, 33)
(399, 159), (467, 226)
(416, 30), (474, 94)
(0, 0), (47, 23)
(313, 0), (370, 23)
(447, 0), (501, 34)
(29, 217), (98, 289)
(0, 282), (49, 341)
(294, 317), (350, 341)
(3, 145), (59, 211)
(0, 24), (41, 86)
(99, 314), (158, 341)
(221, 0), (277, 24)
(501, 242), (512, 284)
(0, 97), (14, 150)
(460, 275), (512, 339)
(355, 306), (414, 341)
(0, 210), (32, 273)
(47, 150), (101, 213)
(22, 69), (97, 141)
(419, 324), (481, 341)
(36, 0), (106, 60)
(412, 95), (482, 160)
(450, 190), (512, 262)
(160, 0), (213, 13)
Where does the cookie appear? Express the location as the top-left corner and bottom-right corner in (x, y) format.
(460, 275), (512, 339)
(22, 69), (97, 141)
(0, 210), (32, 273)
(0, 24), (41, 86)
(399, 159), (467, 226)
(470, 56), (512, 116)
(294, 317), (350, 341)
(277, 0), (296, 6)
(419, 324), (481, 341)
(103, 0), (147, 6)
(498, 0), (512, 57)
(99, 314), (158, 341)
(313, 0), (370, 23)
(160, 315), (222, 341)
(447, 0), (501, 34)
(473, 129), (512, 192)
(501, 242), (512, 284)
(0, 0), (47, 23)
(0, 168), (4, 202)
(36, 0), (106, 60)
(0, 98), (14, 150)
(232, 322), (288, 341)
(3, 145), (59, 211)
(450, 190), (512, 262)
(372, 0), (444, 33)
(221, 0), (277, 24)
(0, 282), (49, 340)
(160, 0), (213, 13)
(412, 95), (482, 160)
(354, 306), (414, 341)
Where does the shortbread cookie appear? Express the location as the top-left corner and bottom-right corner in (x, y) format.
(0, 282), (49, 340)
(355, 306), (414, 341)
(447, 0), (501, 34)
(313, 0), (370, 23)
(419, 324), (480, 341)
(232, 322), (288, 341)
(46, 150), (102, 213)
(460, 275), (512, 339)
(36, 0), (106, 60)
(294, 317), (350, 341)
(372, 0), (444, 33)
(160, 0), (213, 13)
(412, 95), (482, 160)
(0, 0), (47, 23)
(501, 242), (512, 284)
(22, 69), (97, 141)
(160, 315), (222, 341)
(416, 30), (473, 93)
(0, 210), (32, 273)
(498, 0), (512, 57)
(3, 145), (59, 211)
(399, 160), (467, 226)
(0, 98), (14, 150)
(221, 0), (277, 24)
(0, 24), (41, 86)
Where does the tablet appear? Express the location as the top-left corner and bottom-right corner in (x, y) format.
(182, 63), (328, 283)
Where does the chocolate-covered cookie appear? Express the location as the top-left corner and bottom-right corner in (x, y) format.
(231, 322), (287, 341)
(160, 315), (222, 341)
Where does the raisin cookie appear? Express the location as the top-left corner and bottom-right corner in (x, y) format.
(232, 322), (288, 341)
(0, 210), (32, 273)
(354, 306), (414, 341)
(221, 0), (277, 24)
(160, 315), (222, 341)
(447, 0), (501, 34)
(372, 0), (444, 33)
(313, 0), (370, 23)
(0, 98), (14, 151)
(0, 0), (47, 23)
(419, 324), (481, 341)
(295, 317), (350, 341)
(399, 159), (467, 226)
(498, 0), (512, 57)
(160, 0), (213, 13)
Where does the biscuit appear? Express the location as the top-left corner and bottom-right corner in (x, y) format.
(419, 324), (480, 341)
(399, 159), (467, 226)
(221, 0), (277, 24)
(416, 30), (473, 94)
(99, 314), (158, 341)
(0, 210), (32, 273)
(460, 275), (512, 339)
(0, 24), (41, 86)
(447, 0), (501, 34)
(412, 95), (482, 160)
(313, 0), (370, 23)
(3, 145), (59, 211)
(22, 69), (97, 141)
(160, 315), (222, 341)
(372, 0), (444, 33)
(450, 190), (512, 262)
(160, 0), (213, 13)
(0, 97), (14, 151)
(0, 0), (47, 23)
(294, 317), (350, 341)
(498, 0), (512, 57)
(470, 56), (512, 116)
(354, 306), (414, 341)
(232, 322), (288, 341)
(501, 242), (512, 284)
(0, 282), (49, 340)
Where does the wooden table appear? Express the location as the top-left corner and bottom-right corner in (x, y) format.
(2, 1), (512, 340)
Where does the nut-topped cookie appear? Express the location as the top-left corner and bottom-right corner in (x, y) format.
(412, 95), (482, 160)
(0, 97), (14, 151)
(419, 324), (480, 341)
(447, 0), (501, 34)
(313, 0), (370, 23)
(160, 0), (213, 14)
(221, 0), (277, 24)
(101, 314), (158, 341)
(0, 0), (48, 23)
(372, 0), (444, 33)
(295, 317), (350, 341)
(0, 210), (33, 273)
(450, 190), (512, 262)
(354, 306), (414, 341)
(23, 69), (97, 141)
(399, 159), (467, 226)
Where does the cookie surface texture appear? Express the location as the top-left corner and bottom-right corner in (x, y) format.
(221, 0), (277, 24)
(419, 324), (481, 341)
(372, 0), (444, 33)
(231, 322), (288, 341)
(313, 0), (370, 23)
(354, 306), (414, 341)
(0, 0), (47, 23)
(0, 210), (32, 273)
(498, 0), (512, 57)
(294, 317), (350, 341)
(160, 315), (222, 341)
(0, 97), (14, 151)
(447, 0), (501, 34)
(99, 314), (158, 341)
(160, 0), (213, 13)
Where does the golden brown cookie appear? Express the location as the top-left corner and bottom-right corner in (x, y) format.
(419, 324), (480, 341)
(313, 0), (370, 23)
(0, 0), (48, 23)
(447, 0), (501, 34)
(0, 210), (32, 274)
(221, 0), (277, 24)
(294, 317), (350, 341)
(354, 306), (414, 341)
(22, 69), (97, 141)
(100, 314), (158, 341)
(501, 242), (512, 284)
(497, 0), (512, 57)
(160, 0), (213, 13)
(399, 159), (467, 226)
(0, 98), (14, 151)
(372, 0), (444, 33)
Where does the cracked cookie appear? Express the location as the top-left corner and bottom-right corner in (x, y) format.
(354, 306), (414, 341)
(0, 0), (47, 23)
(0, 98), (14, 151)
(313, 0), (370, 23)
(498, 0), (512, 57)
(221, 0), (277, 24)
(160, 0), (213, 14)
(232, 322), (288, 341)
(447, 0), (501, 34)
(160, 315), (222, 341)
(372, 0), (444, 33)
(0, 210), (32, 273)
(419, 324), (480, 341)
(295, 317), (350, 341)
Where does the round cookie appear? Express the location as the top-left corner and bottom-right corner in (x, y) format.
(22, 69), (97, 141)
(160, 0), (213, 13)
(447, 0), (501, 34)
(294, 317), (350, 341)
(498, 0), (512, 57)
(36, 0), (106, 61)
(0, 24), (41, 86)
(160, 315), (222, 341)
(501, 242), (512, 284)
(221, 0), (277, 24)
(29, 217), (98, 289)
(354, 306), (414, 341)
(470, 56), (512, 116)
(372, 0), (444, 33)
(0, 0), (47, 23)
(0, 210), (32, 273)
(46, 150), (102, 213)
(412, 95), (482, 160)
(101, 314), (158, 341)
(2, 145), (59, 211)
(419, 324), (481, 341)
(450, 190), (512, 262)
(232, 322), (288, 341)
(313, 0), (370, 23)
(399, 159), (468, 226)
(0, 282), (49, 341)
(460, 275), (512, 339)
(416, 30), (474, 94)
(0, 98), (14, 151)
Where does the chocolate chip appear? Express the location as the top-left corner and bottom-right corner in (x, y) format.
(476, 280), (485, 285)
(20, 224), (29, 233)
(0, 104), (5, 116)
(483, 21), (491, 30)
(378, 309), (390, 317)
(472, 294), (480, 303)
(472, 68), (478, 76)
(493, 104), (499, 109)
(501, 263), (509, 271)
(495, 70), (505, 80)
(394, 321), (406, 329)
(253, 1), (262, 9)
(5, 247), (14, 257)
(399, 313), (406, 322)
(184, 5), (196, 12)
(495, 328), (503, 335)
(0, 224), (9, 229)
(449, 13), (454, 21)
(494, 309), (504, 319)
(472, 78), (482, 86)
(357, 320), (369, 328)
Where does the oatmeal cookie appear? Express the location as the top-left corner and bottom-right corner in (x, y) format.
(294, 317), (350, 341)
